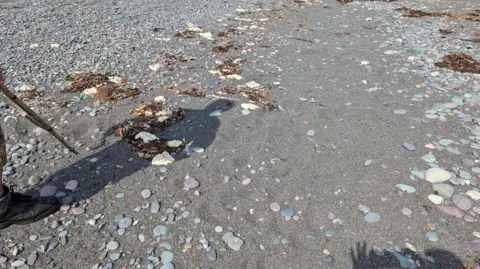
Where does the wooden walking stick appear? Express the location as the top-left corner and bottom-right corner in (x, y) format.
(0, 72), (78, 154)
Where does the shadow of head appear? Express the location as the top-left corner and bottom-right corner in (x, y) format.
(37, 99), (233, 201)
(350, 241), (469, 269)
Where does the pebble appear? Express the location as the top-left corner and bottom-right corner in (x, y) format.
(141, 189), (152, 199)
(151, 201), (161, 213)
(39, 185), (57, 196)
(452, 195), (472, 211)
(396, 184), (416, 193)
(402, 143), (415, 151)
(364, 212), (381, 223)
(426, 231), (438, 242)
(118, 217), (133, 228)
(364, 160), (372, 167)
(433, 184), (454, 198)
(393, 109), (407, 115)
(11, 260), (25, 267)
(109, 252), (121, 261)
(154, 225), (169, 236)
(27, 253), (37, 266)
(71, 207), (85, 215)
(184, 177), (200, 189)
(28, 175), (41, 186)
(135, 132), (158, 142)
(159, 167), (168, 173)
(425, 168), (451, 183)
(152, 152), (175, 166)
(160, 263), (174, 269)
(437, 205), (465, 218)
(270, 203), (281, 212)
(466, 190), (480, 201)
(215, 226), (223, 233)
(207, 249), (217, 261)
(209, 110), (222, 117)
(222, 232), (244, 251)
(161, 251), (174, 264)
(307, 130), (315, 136)
(65, 180), (78, 191)
(402, 208), (412, 217)
(280, 208), (294, 217)
(428, 194), (444, 205)
(107, 241), (119, 251)
(322, 255), (334, 263)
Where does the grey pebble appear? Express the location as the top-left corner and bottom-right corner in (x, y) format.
(402, 142), (415, 151)
(118, 217), (133, 228)
(151, 200), (161, 213)
(154, 225), (169, 236)
(109, 252), (122, 261)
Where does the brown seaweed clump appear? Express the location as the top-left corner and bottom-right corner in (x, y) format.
(434, 53), (480, 74)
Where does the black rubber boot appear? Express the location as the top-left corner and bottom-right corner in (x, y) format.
(0, 185), (60, 229)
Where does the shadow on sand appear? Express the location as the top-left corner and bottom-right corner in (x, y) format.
(34, 99), (232, 201)
(350, 241), (474, 269)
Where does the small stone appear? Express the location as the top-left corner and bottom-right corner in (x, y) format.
(161, 251), (174, 264)
(151, 201), (161, 213)
(403, 143), (415, 151)
(27, 253), (37, 266)
(428, 194), (444, 205)
(422, 153), (436, 163)
(396, 184), (416, 193)
(452, 195), (472, 211)
(402, 208), (412, 216)
(109, 252), (121, 261)
(431, 71), (440, 77)
(116, 193), (124, 199)
(280, 208), (294, 217)
(270, 203), (281, 212)
(72, 207), (85, 215)
(426, 231), (438, 242)
(154, 225), (168, 236)
(141, 189), (152, 199)
(11, 260), (25, 267)
(160, 263), (174, 269)
(207, 249), (217, 261)
(322, 255), (334, 263)
(107, 241), (119, 251)
(39, 185), (57, 196)
(28, 175), (41, 186)
(364, 212), (381, 223)
(209, 110), (222, 117)
(118, 217), (133, 228)
(466, 190), (480, 201)
(135, 132), (159, 142)
(361, 61), (369, 65)
(184, 178), (200, 189)
(437, 205), (465, 218)
(307, 130), (315, 136)
(393, 109), (407, 115)
(152, 152), (175, 166)
(364, 160), (372, 167)
(117, 229), (126, 236)
(159, 167), (168, 173)
(433, 184), (454, 198)
(426, 168), (451, 183)
(65, 180), (78, 191)
(464, 215), (475, 222)
(215, 226), (223, 233)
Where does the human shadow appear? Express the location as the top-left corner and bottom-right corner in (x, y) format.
(350, 241), (472, 269)
(34, 99), (233, 201)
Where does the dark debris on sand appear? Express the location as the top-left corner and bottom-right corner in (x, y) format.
(434, 53), (480, 74)
(395, 7), (480, 22)
(63, 73), (111, 93)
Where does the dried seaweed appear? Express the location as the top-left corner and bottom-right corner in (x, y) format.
(130, 103), (163, 117)
(180, 87), (206, 97)
(434, 53), (480, 74)
(133, 139), (184, 159)
(216, 86), (238, 95)
(114, 106), (185, 140)
(63, 73), (111, 93)
(240, 88), (270, 105)
(216, 58), (242, 75)
(212, 41), (238, 53)
(96, 84), (139, 103)
(462, 38), (480, 43)
(395, 7), (480, 22)
(438, 29), (453, 35)
(334, 32), (351, 37)
(18, 88), (44, 101)
(218, 29), (237, 37)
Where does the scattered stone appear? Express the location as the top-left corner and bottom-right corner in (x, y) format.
(452, 195), (472, 211)
(184, 177), (200, 189)
(364, 160), (372, 167)
(270, 203), (281, 212)
(154, 225), (169, 236)
(402, 143), (415, 151)
(161, 251), (174, 264)
(207, 249), (217, 261)
(280, 208), (294, 217)
(107, 241), (119, 251)
(364, 212), (381, 223)
(437, 205), (465, 218)
(425, 168), (451, 183)
(393, 109), (407, 115)
(466, 190), (480, 200)
(28, 175), (41, 186)
(27, 253), (37, 266)
(109, 252), (121, 261)
(161, 263), (174, 269)
(118, 217), (133, 228)
(71, 207), (85, 215)
(65, 180), (78, 191)
(151, 201), (161, 213)
(141, 189), (152, 199)
(152, 152), (175, 166)
(222, 232), (244, 251)
(39, 185), (57, 196)
(396, 184), (416, 193)
(428, 194), (444, 205)
(426, 231), (438, 242)
(433, 184), (454, 198)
